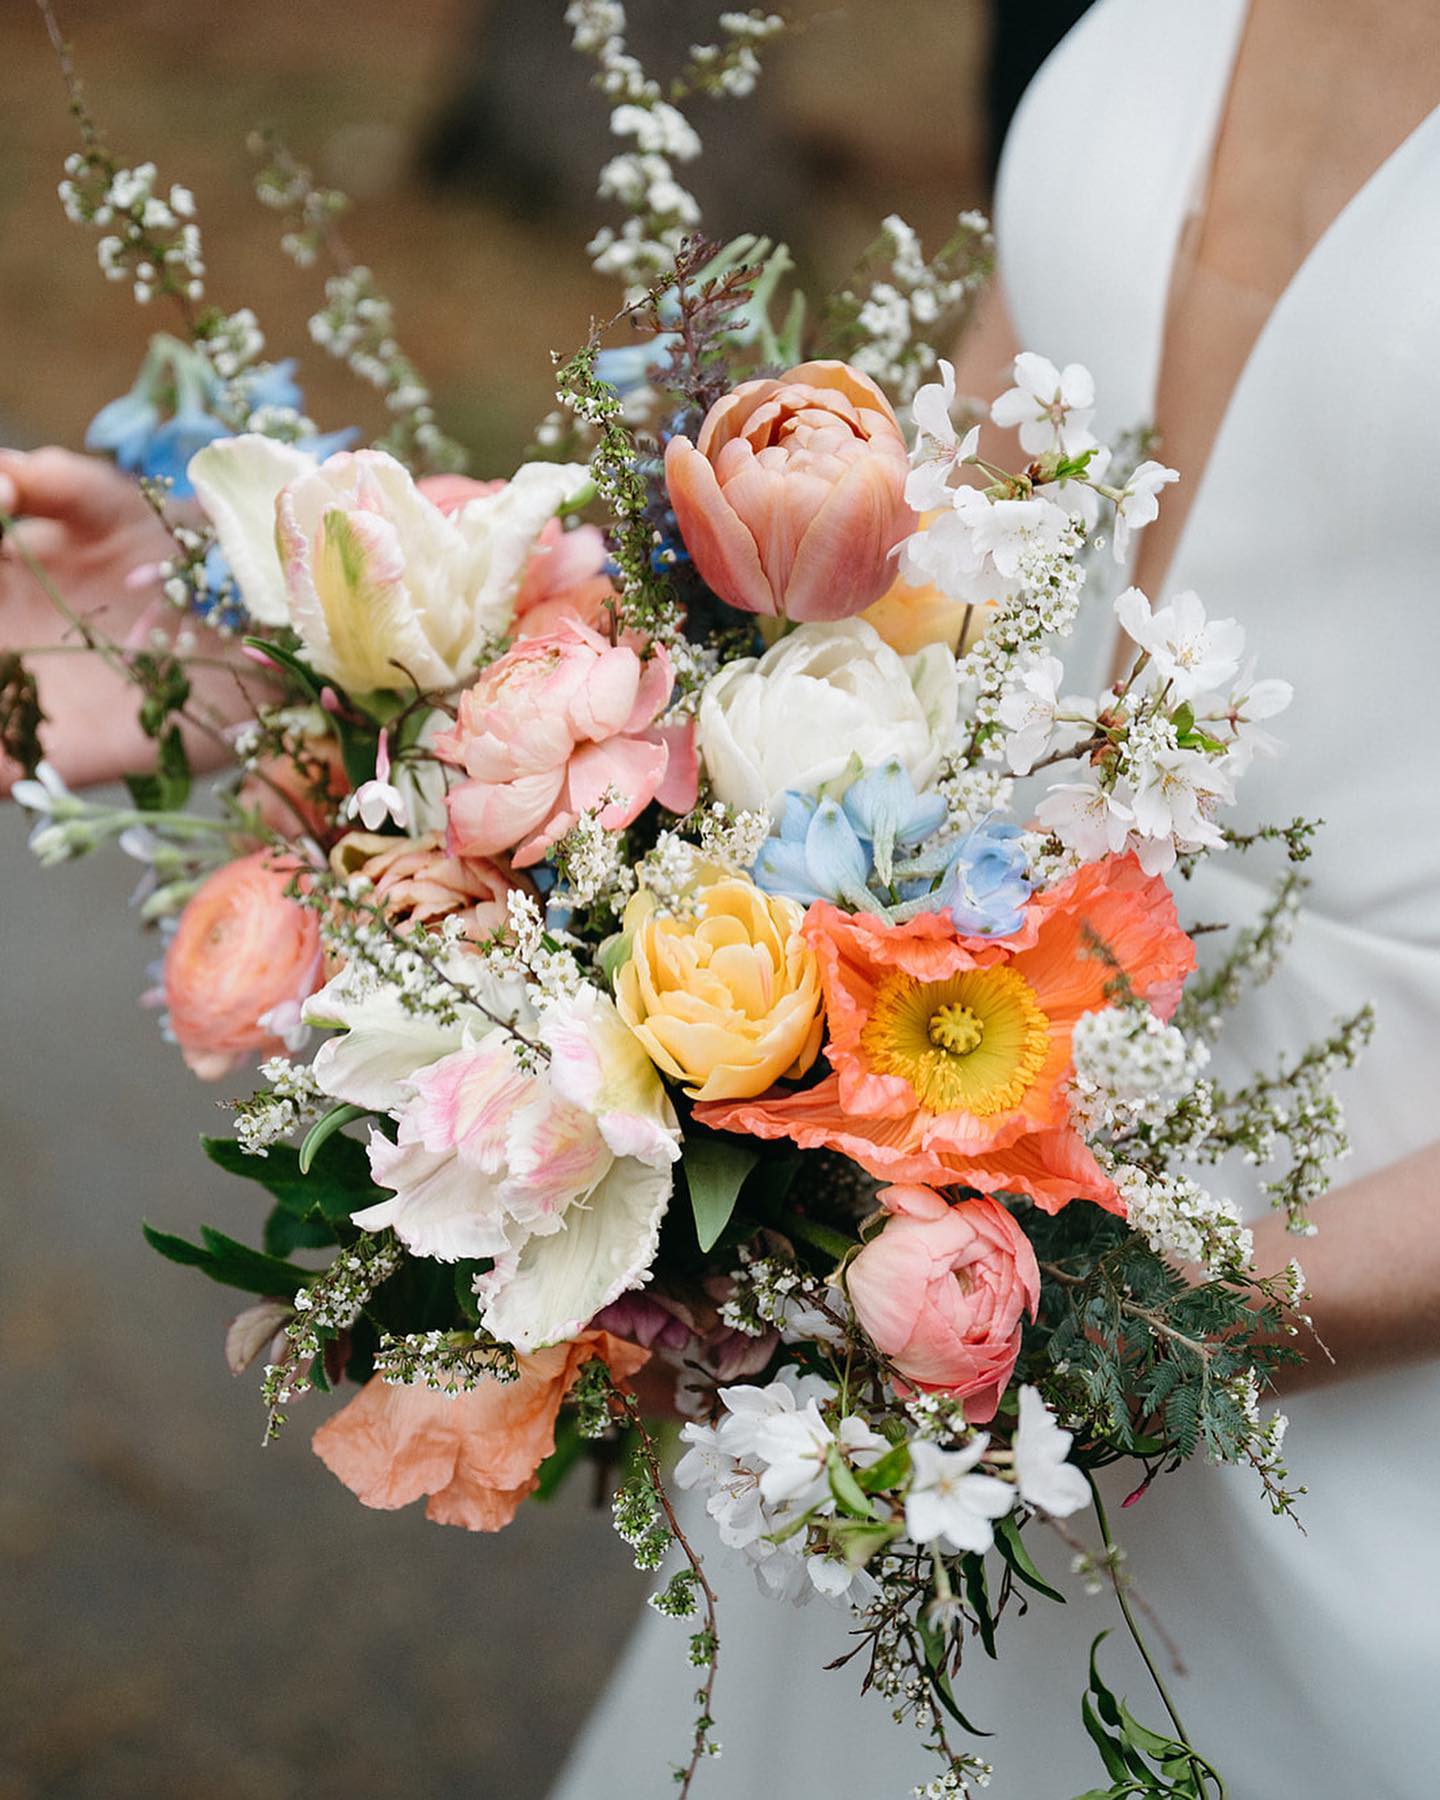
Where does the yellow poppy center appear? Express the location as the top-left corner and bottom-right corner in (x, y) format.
(861, 965), (1051, 1117)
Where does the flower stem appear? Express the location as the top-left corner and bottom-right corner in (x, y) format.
(1089, 1479), (1227, 1798)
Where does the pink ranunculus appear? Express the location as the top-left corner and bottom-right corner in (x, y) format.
(432, 619), (698, 866)
(163, 850), (323, 1080)
(329, 830), (523, 942)
(311, 1329), (650, 1531)
(845, 1185), (1040, 1421)
(419, 473), (615, 638)
(664, 359), (915, 623)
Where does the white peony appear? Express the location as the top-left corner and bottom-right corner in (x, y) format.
(188, 436), (589, 693)
(697, 618), (959, 814)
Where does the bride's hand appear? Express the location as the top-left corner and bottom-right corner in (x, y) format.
(0, 447), (266, 794)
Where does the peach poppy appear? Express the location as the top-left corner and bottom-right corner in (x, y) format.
(311, 1329), (649, 1532)
(695, 853), (1194, 1213)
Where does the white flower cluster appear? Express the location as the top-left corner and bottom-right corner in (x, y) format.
(686, 12), (786, 97)
(232, 1057), (325, 1157)
(495, 889), (586, 1004)
(1068, 1007), (1209, 1138)
(678, 1382), (1091, 1606)
(1034, 585), (1291, 875)
(551, 802), (638, 911)
(675, 1376), (886, 1603)
(1222, 1370), (1291, 1489)
(718, 1253), (845, 1343)
(1106, 1157), (1253, 1278)
(60, 154), (204, 305)
(844, 213), (992, 403)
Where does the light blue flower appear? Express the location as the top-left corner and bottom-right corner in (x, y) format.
(752, 760), (1032, 936)
(85, 389), (163, 468)
(242, 358), (305, 412)
(926, 820), (1032, 937)
(595, 336), (677, 398)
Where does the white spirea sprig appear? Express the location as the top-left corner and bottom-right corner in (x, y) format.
(1068, 1007), (1209, 1138)
(230, 1057), (325, 1157)
(374, 1330), (519, 1393)
(567, 1), (787, 292)
(1104, 1156), (1253, 1278)
(839, 212), (993, 404)
(260, 1235), (403, 1440)
(549, 800), (638, 912)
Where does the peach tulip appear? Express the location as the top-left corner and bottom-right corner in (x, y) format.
(664, 360), (914, 622)
(163, 850), (323, 1079)
(845, 1185), (1039, 1420)
(311, 1329), (649, 1531)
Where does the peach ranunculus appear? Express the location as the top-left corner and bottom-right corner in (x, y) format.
(433, 620), (698, 867)
(664, 360), (915, 623)
(696, 853), (1195, 1213)
(311, 1329), (649, 1532)
(163, 850), (324, 1079)
(845, 1184), (1039, 1418)
(419, 474), (616, 638)
(614, 876), (825, 1101)
(329, 830), (521, 941)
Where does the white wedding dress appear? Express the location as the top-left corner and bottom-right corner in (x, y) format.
(554, 5), (1440, 1794)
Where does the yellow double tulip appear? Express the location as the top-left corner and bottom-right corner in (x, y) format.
(615, 877), (824, 1102)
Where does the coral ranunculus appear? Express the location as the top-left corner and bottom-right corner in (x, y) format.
(845, 1185), (1040, 1417)
(614, 876), (825, 1101)
(433, 620), (698, 867)
(163, 850), (323, 1080)
(696, 853), (1195, 1213)
(664, 360), (914, 622)
(311, 1330), (649, 1532)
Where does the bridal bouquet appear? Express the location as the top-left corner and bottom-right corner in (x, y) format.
(9, 7), (1371, 1797)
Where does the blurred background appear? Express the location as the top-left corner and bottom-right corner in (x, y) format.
(0, 3), (1085, 1795)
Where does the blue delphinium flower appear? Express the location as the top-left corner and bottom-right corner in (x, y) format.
(753, 757), (1032, 935)
(84, 388), (164, 469)
(595, 335), (678, 398)
(926, 819), (1032, 937)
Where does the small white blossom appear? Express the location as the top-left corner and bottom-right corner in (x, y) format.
(1111, 460), (1179, 562)
(904, 1437), (1014, 1553)
(1114, 587), (1245, 702)
(1013, 1386), (1091, 1517)
(990, 351), (1097, 458)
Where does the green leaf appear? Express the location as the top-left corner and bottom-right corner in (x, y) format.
(242, 634), (325, 700)
(916, 1610), (993, 1738)
(299, 1103), (370, 1174)
(825, 1445), (877, 1520)
(263, 1204), (338, 1258)
(993, 1513), (1066, 1603)
(855, 1441), (911, 1494)
(202, 1131), (384, 1222)
(142, 1220), (314, 1297)
(960, 1553), (997, 1659)
(453, 1260), (485, 1325)
(534, 1415), (589, 1501)
(681, 1132), (761, 1253)
(835, 1520), (901, 1568)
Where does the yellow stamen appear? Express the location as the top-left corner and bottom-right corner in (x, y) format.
(861, 965), (1051, 1117)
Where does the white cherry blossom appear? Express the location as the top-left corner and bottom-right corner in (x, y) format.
(1114, 587), (1245, 702)
(1111, 460), (1179, 563)
(904, 1436), (1015, 1554)
(1013, 1386), (1091, 1517)
(1035, 776), (1135, 862)
(990, 351), (1098, 457)
(906, 358), (981, 510)
(996, 656), (1097, 775)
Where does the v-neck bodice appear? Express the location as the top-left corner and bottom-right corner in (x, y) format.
(996, 0), (1440, 945)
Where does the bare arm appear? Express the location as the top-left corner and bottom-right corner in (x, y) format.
(0, 447), (269, 794)
(1251, 1140), (1440, 1393)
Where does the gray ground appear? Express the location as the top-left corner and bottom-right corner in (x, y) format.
(0, 797), (645, 1800)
